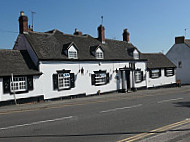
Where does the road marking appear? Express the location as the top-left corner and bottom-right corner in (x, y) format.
(157, 98), (183, 104)
(117, 118), (190, 142)
(0, 88), (188, 115)
(100, 104), (142, 113)
(0, 116), (73, 131)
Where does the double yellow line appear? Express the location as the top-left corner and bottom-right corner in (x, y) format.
(118, 119), (190, 142)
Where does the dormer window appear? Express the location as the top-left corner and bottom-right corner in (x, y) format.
(68, 51), (77, 59)
(62, 43), (78, 59)
(133, 49), (139, 59)
(96, 48), (104, 59)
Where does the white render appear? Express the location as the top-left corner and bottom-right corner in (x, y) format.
(39, 61), (146, 99)
(146, 69), (176, 88)
(166, 43), (190, 84)
(0, 76), (43, 102)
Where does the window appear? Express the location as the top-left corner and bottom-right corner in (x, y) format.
(96, 51), (103, 59)
(178, 61), (182, 68)
(150, 69), (161, 79)
(165, 68), (174, 77)
(3, 76), (33, 94)
(10, 77), (27, 92)
(133, 50), (139, 59)
(95, 73), (107, 85)
(135, 71), (143, 83)
(58, 73), (70, 89)
(53, 71), (75, 91)
(91, 71), (109, 86)
(68, 51), (77, 59)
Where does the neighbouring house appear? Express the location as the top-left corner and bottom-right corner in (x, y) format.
(0, 11), (177, 103)
(141, 53), (176, 88)
(0, 49), (43, 103)
(166, 36), (190, 84)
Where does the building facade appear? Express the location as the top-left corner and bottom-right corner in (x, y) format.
(166, 36), (190, 84)
(0, 11), (176, 103)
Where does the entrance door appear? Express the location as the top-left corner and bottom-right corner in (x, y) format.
(121, 70), (131, 92)
(125, 70), (131, 91)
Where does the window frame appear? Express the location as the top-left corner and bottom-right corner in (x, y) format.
(68, 51), (78, 59)
(165, 68), (174, 77)
(91, 71), (109, 86)
(58, 73), (71, 90)
(135, 70), (143, 83)
(10, 76), (27, 93)
(95, 48), (104, 59)
(150, 69), (161, 79)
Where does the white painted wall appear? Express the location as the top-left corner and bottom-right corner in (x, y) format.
(0, 78), (2, 101)
(39, 61), (147, 99)
(166, 43), (190, 84)
(14, 34), (39, 66)
(146, 69), (176, 88)
(0, 76), (44, 102)
(134, 62), (146, 88)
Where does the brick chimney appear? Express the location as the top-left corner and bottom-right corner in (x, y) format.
(97, 25), (105, 44)
(175, 36), (185, 44)
(123, 29), (130, 42)
(18, 11), (28, 34)
(73, 28), (82, 36)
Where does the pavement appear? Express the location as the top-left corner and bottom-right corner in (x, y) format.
(0, 86), (188, 114)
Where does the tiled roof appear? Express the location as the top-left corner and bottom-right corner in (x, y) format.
(24, 29), (143, 61)
(140, 53), (176, 69)
(0, 49), (41, 77)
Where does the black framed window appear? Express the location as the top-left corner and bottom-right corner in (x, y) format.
(91, 71), (109, 86)
(165, 68), (174, 77)
(3, 76), (33, 94)
(135, 70), (143, 83)
(150, 69), (161, 79)
(53, 70), (75, 91)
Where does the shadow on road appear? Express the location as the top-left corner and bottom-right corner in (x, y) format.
(173, 102), (190, 108)
(0, 129), (190, 138)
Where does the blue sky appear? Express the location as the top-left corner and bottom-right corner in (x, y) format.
(0, 0), (190, 53)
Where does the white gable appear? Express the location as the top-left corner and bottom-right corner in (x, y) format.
(133, 49), (139, 59)
(68, 45), (78, 59)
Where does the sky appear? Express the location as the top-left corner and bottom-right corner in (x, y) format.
(0, 0), (190, 53)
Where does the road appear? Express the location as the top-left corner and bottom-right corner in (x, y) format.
(0, 86), (190, 142)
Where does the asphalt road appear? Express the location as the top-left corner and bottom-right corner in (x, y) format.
(0, 86), (190, 142)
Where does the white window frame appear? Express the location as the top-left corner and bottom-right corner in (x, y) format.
(58, 73), (70, 89)
(135, 71), (142, 83)
(10, 77), (27, 92)
(68, 51), (78, 59)
(95, 73), (106, 85)
(133, 50), (139, 59)
(150, 69), (161, 79)
(96, 48), (104, 59)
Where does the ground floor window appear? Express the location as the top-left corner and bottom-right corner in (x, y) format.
(58, 73), (70, 89)
(10, 77), (27, 92)
(135, 70), (143, 83)
(3, 76), (33, 94)
(95, 73), (107, 85)
(150, 69), (161, 79)
(165, 68), (174, 76)
(91, 71), (109, 86)
(53, 70), (75, 91)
